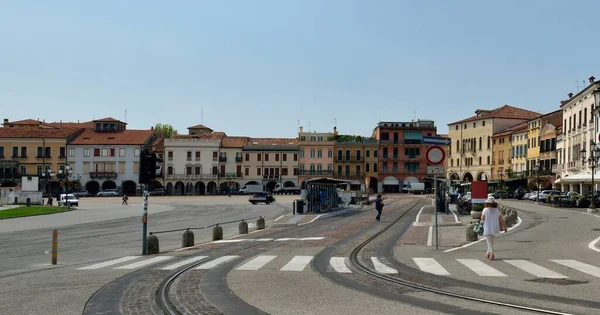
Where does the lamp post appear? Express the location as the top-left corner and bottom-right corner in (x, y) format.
(59, 165), (73, 193)
(580, 141), (600, 213)
(42, 168), (56, 197)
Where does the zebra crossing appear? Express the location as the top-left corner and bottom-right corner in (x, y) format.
(75, 254), (600, 281)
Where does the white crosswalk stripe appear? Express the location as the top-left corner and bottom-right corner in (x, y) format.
(413, 258), (451, 276)
(371, 257), (398, 274)
(503, 260), (567, 278)
(236, 255), (277, 270)
(194, 256), (239, 269)
(115, 256), (174, 270)
(161, 256), (208, 270)
(551, 260), (600, 278)
(330, 257), (352, 273)
(456, 259), (507, 277)
(78, 256), (140, 270)
(281, 256), (313, 271)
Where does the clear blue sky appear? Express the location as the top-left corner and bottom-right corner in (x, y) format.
(1, 0), (599, 137)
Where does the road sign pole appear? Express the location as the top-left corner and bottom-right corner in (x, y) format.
(142, 184), (148, 255)
(434, 173), (439, 250)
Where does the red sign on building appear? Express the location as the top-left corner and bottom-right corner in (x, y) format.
(471, 181), (488, 204)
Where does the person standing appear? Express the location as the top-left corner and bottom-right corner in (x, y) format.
(480, 197), (507, 260)
(375, 194), (384, 222)
(122, 195), (129, 205)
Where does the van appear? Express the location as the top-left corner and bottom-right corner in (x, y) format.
(59, 194), (79, 207)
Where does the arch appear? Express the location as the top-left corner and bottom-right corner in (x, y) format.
(266, 181), (277, 192)
(85, 180), (100, 195)
(148, 180), (163, 191)
(195, 181), (205, 195)
(245, 181), (260, 186)
(284, 181), (295, 188)
(166, 182), (174, 195)
(476, 172), (487, 181)
(175, 181), (185, 195)
(541, 178), (553, 190)
(373, 162), (378, 172)
(122, 180), (137, 196)
(102, 180), (116, 190)
(368, 177), (378, 193)
(462, 172), (474, 182)
(207, 181), (217, 195)
(382, 176), (400, 193)
(186, 182), (194, 195)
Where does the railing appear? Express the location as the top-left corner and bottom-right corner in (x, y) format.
(148, 216), (265, 237)
(219, 156), (227, 162)
(567, 161), (581, 170)
(334, 157), (364, 162)
(89, 172), (118, 179)
(166, 174), (218, 180)
(235, 157), (243, 162)
(221, 172), (243, 178)
(299, 170), (334, 176)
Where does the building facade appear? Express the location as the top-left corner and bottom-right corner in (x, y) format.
(373, 120), (437, 193)
(298, 126), (335, 185)
(241, 138), (299, 192)
(491, 127), (513, 181)
(363, 141), (379, 193)
(69, 118), (155, 196)
(219, 136), (249, 192)
(508, 123), (528, 177)
(333, 137), (377, 191)
(446, 105), (540, 184)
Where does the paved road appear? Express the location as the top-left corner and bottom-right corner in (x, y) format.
(0, 195), (294, 315)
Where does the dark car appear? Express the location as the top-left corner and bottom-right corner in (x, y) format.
(513, 188), (530, 200)
(249, 193), (275, 205)
(488, 190), (510, 199)
(148, 188), (166, 196)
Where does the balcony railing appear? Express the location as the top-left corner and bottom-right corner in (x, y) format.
(219, 156), (227, 162)
(552, 164), (559, 174)
(235, 157), (243, 162)
(166, 174), (218, 181)
(221, 172), (243, 178)
(89, 172), (118, 179)
(567, 160), (581, 170)
(334, 157), (364, 163)
(299, 170), (334, 176)
(262, 175), (281, 181)
(333, 172), (366, 179)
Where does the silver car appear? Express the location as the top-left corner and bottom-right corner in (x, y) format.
(97, 189), (120, 197)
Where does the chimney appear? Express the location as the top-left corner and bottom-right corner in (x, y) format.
(3, 118), (8, 124)
(568, 92), (573, 98)
(560, 100), (567, 105)
(299, 126), (303, 133)
(590, 76), (596, 84)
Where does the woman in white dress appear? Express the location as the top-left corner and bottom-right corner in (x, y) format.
(480, 197), (507, 260)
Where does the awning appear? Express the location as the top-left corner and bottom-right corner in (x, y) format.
(555, 173), (597, 184)
(383, 176), (399, 185)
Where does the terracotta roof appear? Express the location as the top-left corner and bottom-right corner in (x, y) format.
(92, 117), (125, 123)
(0, 127), (84, 138)
(187, 124), (212, 130)
(246, 138), (299, 145)
(70, 129), (154, 145)
(221, 136), (249, 148)
(171, 132), (225, 140)
(492, 122), (528, 137)
(47, 121), (95, 129)
(6, 119), (43, 125)
(448, 105), (540, 125)
(152, 137), (164, 152)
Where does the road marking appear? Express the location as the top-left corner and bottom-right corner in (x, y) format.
(330, 257), (352, 273)
(426, 226), (433, 246)
(413, 206), (425, 225)
(456, 259), (507, 277)
(371, 257), (398, 274)
(77, 256), (141, 270)
(551, 260), (600, 278)
(413, 258), (451, 276)
(255, 238), (274, 241)
(194, 256), (239, 269)
(160, 256), (208, 270)
(212, 239), (246, 243)
(299, 237), (325, 241)
(115, 256), (173, 270)
(236, 255), (277, 270)
(588, 235), (600, 253)
(280, 256), (313, 271)
(275, 238), (292, 241)
(504, 260), (567, 278)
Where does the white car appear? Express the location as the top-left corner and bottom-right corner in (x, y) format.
(58, 194), (79, 207)
(528, 191), (541, 201)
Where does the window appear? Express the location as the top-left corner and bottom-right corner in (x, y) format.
(483, 121), (486, 126)
(101, 148), (108, 157)
(479, 156), (482, 165)
(345, 150), (351, 160)
(337, 165), (343, 175)
(380, 132), (389, 140)
(366, 163), (370, 172)
(455, 125), (458, 130)
(328, 149), (333, 158)
(134, 148), (140, 157)
(110, 148), (115, 157)
(310, 149), (315, 158)
(373, 163), (378, 172)
(374, 149), (378, 158)
(186, 167), (192, 175)
(119, 148), (125, 157)
(293, 154), (298, 161)
(21, 147), (27, 158)
(20, 165), (26, 175)
(167, 166), (173, 175)
(212, 151), (218, 161)
(257, 153), (262, 161)
(473, 122), (476, 128)
(195, 166), (201, 174)
(336, 150), (342, 160)
(84, 148), (90, 157)
(345, 165), (350, 175)
(187, 151), (192, 161)
(383, 148), (388, 158)
(12, 146), (18, 158)
(265, 153), (269, 161)
(60, 147), (66, 158)
(94, 148), (100, 157)
(244, 168), (250, 176)
(257, 168), (261, 176)
(37, 165), (43, 175)
(300, 150), (304, 158)
(487, 136), (491, 149)
(464, 124), (467, 129)
(44, 147), (50, 157)
(356, 165), (361, 175)
(356, 150), (362, 160)
(283, 153), (287, 161)
(282, 168), (288, 176)
(212, 166), (218, 175)
(293, 168), (299, 175)
(366, 150), (370, 158)
(479, 137), (482, 150)
(317, 149), (322, 158)
(275, 153), (280, 161)
(167, 151), (173, 161)
(487, 156), (491, 164)
(245, 153), (250, 161)
(0, 147), (4, 158)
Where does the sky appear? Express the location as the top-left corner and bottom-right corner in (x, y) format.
(1, 0), (600, 138)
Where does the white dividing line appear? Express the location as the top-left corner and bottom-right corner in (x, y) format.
(371, 257), (398, 274)
(77, 256), (140, 270)
(588, 235), (600, 253)
(456, 259), (507, 277)
(330, 257), (352, 273)
(275, 238), (293, 241)
(194, 256), (239, 270)
(255, 238), (274, 241)
(449, 207), (460, 223)
(280, 256), (313, 271)
(444, 216), (522, 253)
(160, 256), (208, 270)
(504, 260), (567, 279)
(412, 258), (451, 276)
(115, 256), (173, 270)
(299, 237), (325, 241)
(426, 226), (433, 247)
(273, 215), (285, 222)
(551, 260), (600, 278)
(236, 255), (277, 270)
(413, 206), (425, 225)
(212, 239), (246, 243)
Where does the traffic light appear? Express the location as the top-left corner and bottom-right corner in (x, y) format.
(139, 150), (157, 184)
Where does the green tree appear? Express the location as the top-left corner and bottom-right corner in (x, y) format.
(153, 123), (178, 138)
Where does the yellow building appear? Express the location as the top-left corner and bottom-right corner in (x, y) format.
(333, 136), (377, 191)
(363, 141), (379, 193)
(0, 127), (85, 192)
(526, 110), (562, 174)
(508, 124), (529, 177)
(490, 123), (526, 181)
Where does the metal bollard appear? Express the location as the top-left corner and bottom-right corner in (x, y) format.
(147, 234), (160, 254)
(293, 201), (296, 215)
(256, 216), (265, 230)
(212, 224), (224, 240)
(26, 198), (31, 207)
(239, 220), (248, 234)
(182, 229), (194, 247)
(51, 229), (58, 265)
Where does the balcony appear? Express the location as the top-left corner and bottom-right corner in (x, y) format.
(235, 157), (243, 163)
(334, 157), (364, 163)
(299, 170), (334, 176)
(166, 174), (218, 181)
(213, 157), (218, 162)
(219, 156), (227, 162)
(89, 172), (118, 179)
(552, 164), (560, 174)
(262, 175), (281, 181)
(334, 172), (366, 179)
(567, 161), (581, 170)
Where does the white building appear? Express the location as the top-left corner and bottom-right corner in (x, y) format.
(163, 125), (222, 195)
(241, 138), (300, 192)
(218, 136), (249, 192)
(68, 118), (155, 195)
(555, 76), (600, 194)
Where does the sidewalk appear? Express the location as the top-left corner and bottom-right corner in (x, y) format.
(398, 204), (471, 248)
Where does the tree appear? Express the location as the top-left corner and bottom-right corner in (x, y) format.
(153, 123), (178, 138)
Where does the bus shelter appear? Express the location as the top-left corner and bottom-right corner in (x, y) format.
(304, 178), (350, 213)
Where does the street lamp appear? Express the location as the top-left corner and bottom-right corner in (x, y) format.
(580, 141), (600, 212)
(59, 165), (73, 193)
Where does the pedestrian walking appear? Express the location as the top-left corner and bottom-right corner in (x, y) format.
(375, 194), (384, 222)
(122, 195), (129, 205)
(480, 197), (507, 260)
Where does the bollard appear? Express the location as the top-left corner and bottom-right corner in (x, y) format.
(293, 201), (296, 215)
(500, 207), (506, 215)
(51, 229), (58, 265)
(14, 197), (18, 205)
(509, 212), (518, 224)
(26, 198), (31, 207)
(239, 220), (249, 234)
(510, 209), (518, 217)
(182, 229), (194, 247)
(147, 234), (160, 254)
(503, 214), (512, 227)
(466, 222), (478, 241)
(256, 216), (265, 230)
(212, 224), (224, 241)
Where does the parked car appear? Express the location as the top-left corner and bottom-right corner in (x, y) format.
(528, 191), (541, 201)
(488, 190), (510, 199)
(513, 188), (530, 200)
(58, 194), (79, 207)
(148, 188), (166, 196)
(249, 192), (275, 205)
(71, 190), (90, 197)
(538, 190), (561, 202)
(97, 189), (120, 197)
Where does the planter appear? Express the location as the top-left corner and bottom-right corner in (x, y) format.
(470, 210), (482, 220)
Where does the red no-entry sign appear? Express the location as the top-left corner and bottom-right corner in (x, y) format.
(425, 146), (445, 165)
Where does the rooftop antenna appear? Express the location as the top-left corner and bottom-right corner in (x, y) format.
(333, 118), (337, 127)
(201, 108), (204, 124)
(575, 80), (586, 92)
(308, 121), (311, 132)
(413, 110), (417, 121)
